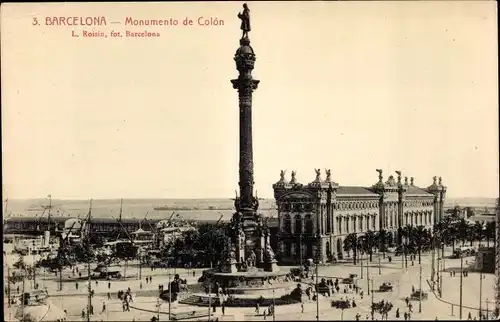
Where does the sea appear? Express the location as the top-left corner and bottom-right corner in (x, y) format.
(4, 198), (278, 222)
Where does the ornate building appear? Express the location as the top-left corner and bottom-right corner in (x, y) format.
(273, 169), (447, 264)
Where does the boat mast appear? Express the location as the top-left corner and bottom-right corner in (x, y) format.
(119, 198), (123, 222)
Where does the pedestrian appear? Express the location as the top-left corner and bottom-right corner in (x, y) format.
(405, 297), (409, 307)
(90, 305), (94, 315)
(212, 302), (216, 313)
(107, 292), (111, 300)
(102, 302), (106, 313)
(468, 312), (472, 320)
(222, 302), (225, 316)
(396, 308), (400, 318)
(96, 280), (98, 287)
(79, 272), (82, 278)
(412, 285), (415, 293)
(409, 303), (413, 313)
(76, 282), (79, 290)
(140, 282), (143, 289)
(192, 271), (195, 277)
(301, 302), (304, 313)
(404, 312), (408, 321)
(108, 281), (111, 289)
(255, 303), (260, 315)
(81, 309), (85, 318)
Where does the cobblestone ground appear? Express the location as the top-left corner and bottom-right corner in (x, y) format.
(4, 248), (497, 321)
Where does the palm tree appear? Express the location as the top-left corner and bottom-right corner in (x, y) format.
(376, 229), (392, 259)
(442, 216), (458, 252)
(343, 233), (359, 265)
(363, 230), (378, 262)
(485, 221), (496, 247)
(472, 222), (485, 246)
(457, 218), (470, 246)
(412, 225), (430, 264)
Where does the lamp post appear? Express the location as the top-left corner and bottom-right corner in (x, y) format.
(272, 288), (276, 322)
(479, 271), (485, 320)
(378, 256), (381, 275)
(360, 252), (364, 279)
(315, 260), (319, 322)
(459, 255), (463, 320)
(168, 273), (172, 320)
(419, 264), (422, 313)
(371, 279), (374, 321)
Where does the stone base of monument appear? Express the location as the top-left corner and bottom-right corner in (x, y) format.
(221, 259), (239, 274)
(261, 260), (280, 272)
(178, 266), (300, 307)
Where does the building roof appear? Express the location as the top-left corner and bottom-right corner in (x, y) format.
(337, 186), (378, 196)
(468, 215), (496, 223)
(406, 186), (433, 196)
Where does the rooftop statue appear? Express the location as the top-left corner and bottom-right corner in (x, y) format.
(325, 169), (331, 182)
(279, 169), (286, 182)
(237, 3), (251, 39)
(376, 169), (383, 182)
(314, 168), (321, 181)
(290, 171), (297, 184)
(438, 176), (443, 186)
(433, 176), (437, 185)
(410, 177), (414, 186)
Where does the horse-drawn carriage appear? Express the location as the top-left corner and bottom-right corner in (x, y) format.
(342, 274), (358, 284)
(411, 290), (428, 300)
(379, 282), (393, 292)
(331, 299), (351, 309)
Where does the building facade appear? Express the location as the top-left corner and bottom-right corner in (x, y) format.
(273, 169), (447, 264)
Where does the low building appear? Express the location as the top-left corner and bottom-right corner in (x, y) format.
(273, 169), (446, 264)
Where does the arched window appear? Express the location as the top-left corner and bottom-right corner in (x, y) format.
(295, 215), (302, 234)
(283, 215), (292, 233)
(305, 214), (314, 234)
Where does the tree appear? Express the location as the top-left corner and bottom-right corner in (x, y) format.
(442, 216), (458, 251)
(457, 218), (470, 246)
(343, 233), (359, 265)
(362, 230), (377, 262)
(411, 225), (430, 264)
(376, 229), (392, 259)
(485, 221), (496, 247)
(53, 245), (73, 291)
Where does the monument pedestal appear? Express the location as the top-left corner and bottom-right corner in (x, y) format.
(262, 260), (280, 272)
(221, 259), (239, 273)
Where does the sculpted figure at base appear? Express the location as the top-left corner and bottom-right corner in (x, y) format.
(264, 244), (276, 262)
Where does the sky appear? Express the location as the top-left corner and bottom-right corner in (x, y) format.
(1, 1), (498, 200)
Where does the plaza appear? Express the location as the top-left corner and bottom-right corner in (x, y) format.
(4, 246), (497, 321)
